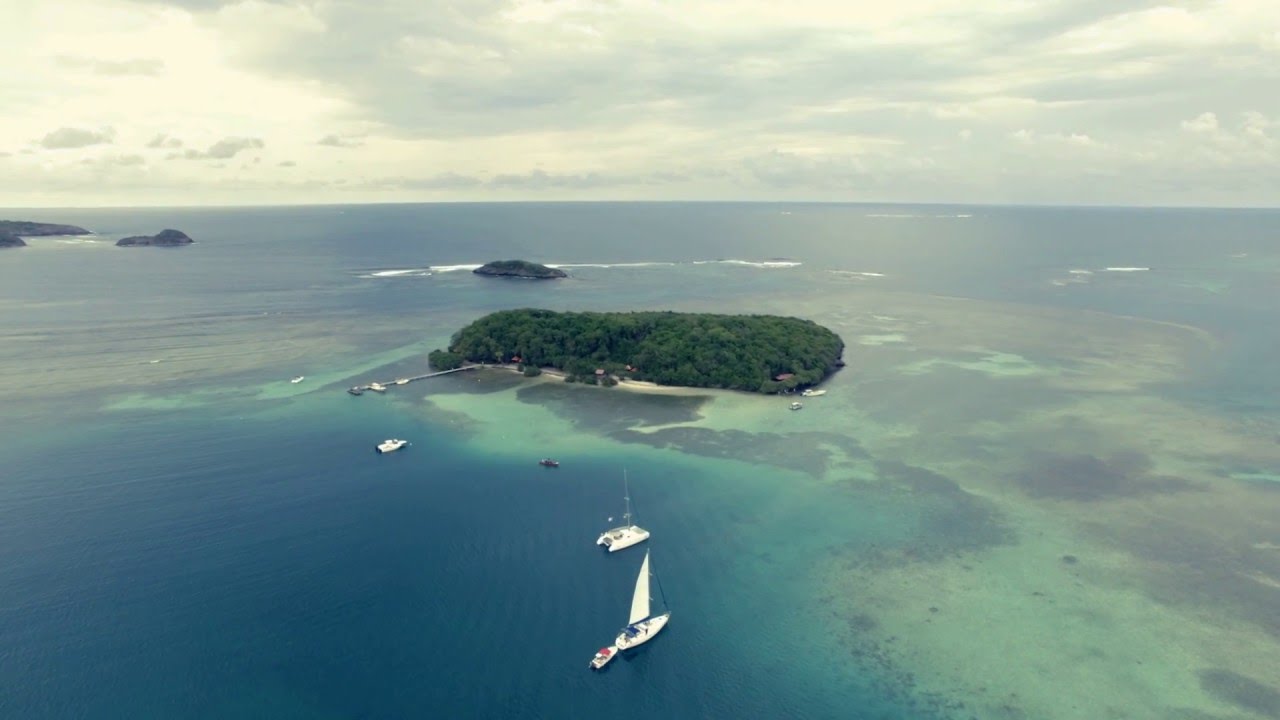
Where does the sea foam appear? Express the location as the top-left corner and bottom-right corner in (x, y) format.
(692, 259), (802, 268)
(361, 268), (433, 278)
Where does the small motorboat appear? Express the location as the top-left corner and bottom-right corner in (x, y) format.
(368, 382), (387, 393)
(539, 458), (560, 468)
(347, 386), (364, 396)
(789, 401), (803, 411)
(291, 376), (305, 384)
(801, 388), (826, 397)
(589, 646), (617, 670)
(376, 438), (409, 453)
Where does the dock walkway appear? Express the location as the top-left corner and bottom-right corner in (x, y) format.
(347, 364), (486, 394)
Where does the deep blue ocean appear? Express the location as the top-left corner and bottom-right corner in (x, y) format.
(0, 203), (1277, 719)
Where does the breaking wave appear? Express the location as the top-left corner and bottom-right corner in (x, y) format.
(548, 262), (678, 269)
(1103, 267), (1150, 272)
(358, 258), (803, 278)
(865, 213), (973, 219)
(830, 270), (886, 278)
(359, 268), (433, 278)
(691, 259), (802, 269)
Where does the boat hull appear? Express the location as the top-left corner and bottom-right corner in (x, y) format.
(597, 526), (650, 552)
(616, 613), (670, 650)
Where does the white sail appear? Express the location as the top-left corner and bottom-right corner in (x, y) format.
(629, 551), (652, 624)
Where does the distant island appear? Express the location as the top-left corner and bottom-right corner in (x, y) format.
(0, 230), (27, 248)
(116, 229), (194, 247)
(0, 220), (92, 237)
(430, 309), (845, 393)
(473, 260), (567, 279)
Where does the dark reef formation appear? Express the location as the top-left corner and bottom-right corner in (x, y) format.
(116, 229), (194, 247)
(0, 230), (27, 248)
(0, 220), (92, 237)
(473, 260), (567, 279)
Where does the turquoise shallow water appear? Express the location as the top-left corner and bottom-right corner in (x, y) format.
(1, 202), (1277, 718)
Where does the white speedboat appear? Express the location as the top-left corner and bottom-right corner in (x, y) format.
(368, 382), (387, 393)
(290, 375), (305, 384)
(614, 551), (671, 651)
(801, 388), (825, 397)
(376, 438), (408, 453)
(596, 471), (649, 552)
(394, 378), (409, 385)
(789, 401), (803, 410)
(589, 645), (617, 670)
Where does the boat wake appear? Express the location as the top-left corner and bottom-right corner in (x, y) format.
(1103, 266), (1150, 272)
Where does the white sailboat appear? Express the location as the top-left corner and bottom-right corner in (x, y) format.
(596, 471), (650, 552)
(590, 550), (671, 669)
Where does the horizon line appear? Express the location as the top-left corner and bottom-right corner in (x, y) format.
(3, 198), (1279, 213)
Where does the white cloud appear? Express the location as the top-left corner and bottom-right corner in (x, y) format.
(56, 55), (164, 76)
(39, 126), (116, 149)
(146, 133), (183, 149)
(1182, 112), (1220, 133)
(317, 134), (363, 148)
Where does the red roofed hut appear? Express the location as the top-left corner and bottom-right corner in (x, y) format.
(775, 372), (795, 381)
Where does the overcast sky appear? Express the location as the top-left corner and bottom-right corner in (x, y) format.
(2, 0), (1278, 207)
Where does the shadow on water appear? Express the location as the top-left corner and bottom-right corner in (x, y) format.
(512, 380), (874, 476)
(515, 380), (710, 429)
(1015, 450), (1199, 501)
(1197, 669), (1280, 719)
(832, 460), (1017, 570)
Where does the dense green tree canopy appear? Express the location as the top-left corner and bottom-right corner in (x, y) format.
(439, 309), (844, 393)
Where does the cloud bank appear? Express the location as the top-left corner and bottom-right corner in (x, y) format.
(1, 0), (1278, 206)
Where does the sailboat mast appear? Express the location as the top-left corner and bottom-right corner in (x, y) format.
(654, 559), (669, 611)
(622, 469), (632, 526)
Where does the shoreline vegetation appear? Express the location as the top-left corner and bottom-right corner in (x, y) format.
(429, 308), (844, 393)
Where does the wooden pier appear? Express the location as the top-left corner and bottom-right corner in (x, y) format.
(347, 364), (485, 395)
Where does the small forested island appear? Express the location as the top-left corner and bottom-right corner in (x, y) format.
(116, 229), (194, 247)
(0, 230), (27, 248)
(473, 260), (567, 279)
(0, 220), (92, 237)
(430, 309), (845, 393)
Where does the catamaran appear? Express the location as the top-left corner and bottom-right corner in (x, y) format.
(596, 471), (650, 552)
(590, 550), (671, 669)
